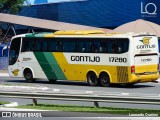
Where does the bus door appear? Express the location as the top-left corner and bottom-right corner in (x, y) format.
(8, 37), (22, 77)
(133, 36), (158, 74)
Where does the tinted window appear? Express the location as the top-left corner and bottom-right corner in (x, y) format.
(9, 38), (21, 65)
(21, 37), (129, 54)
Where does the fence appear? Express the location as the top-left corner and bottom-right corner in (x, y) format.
(0, 91), (160, 107)
(0, 57), (8, 69)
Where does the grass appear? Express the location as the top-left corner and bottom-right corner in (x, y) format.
(0, 101), (10, 105)
(17, 104), (160, 115)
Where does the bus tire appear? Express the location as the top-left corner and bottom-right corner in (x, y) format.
(100, 72), (110, 87)
(24, 69), (35, 83)
(125, 83), (134, 87)
(87, 71), (99, 86)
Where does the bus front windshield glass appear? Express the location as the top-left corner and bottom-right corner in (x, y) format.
(9, 38), (21, 65)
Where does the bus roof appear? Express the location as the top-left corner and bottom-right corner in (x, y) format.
(12, 30), (156, 39)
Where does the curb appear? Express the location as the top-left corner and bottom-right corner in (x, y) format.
(0, 102), (18, 107)
(0, 73), (9, 77)
(0, 107), (50, 111)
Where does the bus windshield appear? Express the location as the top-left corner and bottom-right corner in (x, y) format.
(9, 38), (21, 65)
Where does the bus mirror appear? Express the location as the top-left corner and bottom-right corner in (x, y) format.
(2, 50), (4, 57)
(2, 46), (7, 57)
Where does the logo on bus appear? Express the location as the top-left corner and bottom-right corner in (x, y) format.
(12, 69), (20, 76)
(139, 37), (151, 45)
(137, 37), (156, 49)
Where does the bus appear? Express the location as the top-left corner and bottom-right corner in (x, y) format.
(8, 30), (159, 87)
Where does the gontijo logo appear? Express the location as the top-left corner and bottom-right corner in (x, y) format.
(137, 37), (156, 49)
(139, 37), (151, 45)
(12, 69), (20, 76)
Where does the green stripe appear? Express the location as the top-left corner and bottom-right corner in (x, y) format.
(35, 34), (44, 37)
(25, 33), (35, 37)
(34, 52), (66, 80)
(43, 53), (66, 80)
(34, 52), (56, 80)
(25, 33), (45, 38)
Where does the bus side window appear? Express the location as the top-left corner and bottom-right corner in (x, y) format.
(43, 40), (48, 51)
(99, 41), (107, 53)
(56, 40), (63, 52)
(82, 44), (86, 52)
(31, 40), (36, 51)
(49, 39), (55, 52)
(36, 40), (42, 51)
(75, 42), (79, 52)
(90, 41), (99, 53)
(22, 38), (30, 52)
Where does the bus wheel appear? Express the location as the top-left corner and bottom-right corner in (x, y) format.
(87, 72), (99, 86)
(24, 69), (35, 83)
(100, 73), (110, 87)
(125, 83), (134, 87)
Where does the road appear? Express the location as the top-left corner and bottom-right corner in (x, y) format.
(0, 77), (160, 110)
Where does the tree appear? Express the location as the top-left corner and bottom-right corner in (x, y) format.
(0, 0), (27, 14)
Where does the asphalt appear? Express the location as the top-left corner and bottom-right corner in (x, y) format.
(1, 70), (160, 111)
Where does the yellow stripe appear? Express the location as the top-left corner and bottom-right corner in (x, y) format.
(53, 53), (158, 83)
(44, 34), (55, 37)
(53, 53), (118, 82)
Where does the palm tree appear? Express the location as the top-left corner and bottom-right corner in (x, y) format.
(0, 0), (27, 14)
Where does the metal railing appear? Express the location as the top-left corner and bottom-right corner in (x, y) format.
(0, 91), (160, 107)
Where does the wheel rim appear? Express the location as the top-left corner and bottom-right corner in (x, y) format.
(87, 72), (98, 86)
(90, 74), (96, 83)
(100, 74), (110, 87)
(26, 73), (31, 79)
(101, 76), (108, 85)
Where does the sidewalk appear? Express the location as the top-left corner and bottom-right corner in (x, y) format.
(0, 107), (50, 111)
(0, 69), (9, 77)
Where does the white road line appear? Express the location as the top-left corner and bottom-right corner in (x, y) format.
(86, 91), (93, 94)
(53, 89), (60, 92)
(121, 93), (130, 95)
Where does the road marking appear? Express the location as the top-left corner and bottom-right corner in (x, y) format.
(121, 93), (130, 95)
(86, 91), (93, 94)
(40, 87), (49, 90)
(53, 89), (60, 92)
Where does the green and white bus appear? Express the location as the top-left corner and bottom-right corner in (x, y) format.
(8, 30), (159, 87)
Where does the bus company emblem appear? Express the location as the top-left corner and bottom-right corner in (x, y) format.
(12, 69), (20, 76)
(139, 37), (151, 45)
(137, 37), (155, 49)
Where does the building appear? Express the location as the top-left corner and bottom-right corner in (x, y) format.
(19, 0), (160, 29)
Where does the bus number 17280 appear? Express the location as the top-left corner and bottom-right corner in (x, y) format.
(109, 57), (127, 63)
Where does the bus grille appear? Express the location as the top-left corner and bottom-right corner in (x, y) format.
(117, 66), (129, 83)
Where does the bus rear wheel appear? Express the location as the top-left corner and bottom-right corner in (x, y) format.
(87, 72), (99, 86)
(100, 73), (110, 87)
(125, 83), (134, 87)
(24, 69), (35, 83)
